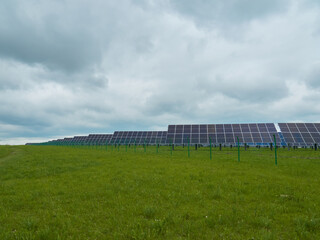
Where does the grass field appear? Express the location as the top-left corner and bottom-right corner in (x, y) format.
(0, 145), (319, 239)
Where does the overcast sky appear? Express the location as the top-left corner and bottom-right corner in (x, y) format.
(1, 0), (320, 144)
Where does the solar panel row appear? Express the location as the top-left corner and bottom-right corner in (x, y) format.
(167, 123), (281, 145)
(27, 123), (320, 147)
(48, 134), (113, 145)
(86, 134), (113, 144)
(278, 123), (320, 146)
(110, 131), (167, 145)
(73, 136), (88, 142)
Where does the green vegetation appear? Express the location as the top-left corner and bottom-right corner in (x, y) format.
(0, 145), (319, 239)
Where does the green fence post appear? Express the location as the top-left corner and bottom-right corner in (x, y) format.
(170, 139), (172, 156)
(144, 139), (146, 153)
(134, 139), (136, 152)
(126, 141), (128, 152)
(106, 141), (108, 151)
(273, 134), (278, 166)
(188, 137), (190, 158)
(156, 140), (159, 153)
(117, 141), (120, 152)
(210, 137), (212, 160)
(237, 136), (240, 162)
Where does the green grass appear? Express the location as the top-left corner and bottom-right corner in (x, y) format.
(0, 145), (320, 239)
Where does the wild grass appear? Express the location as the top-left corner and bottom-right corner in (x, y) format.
(0, 145), (319, 239)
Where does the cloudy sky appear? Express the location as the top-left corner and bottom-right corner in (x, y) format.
(0, 0), (320, 144)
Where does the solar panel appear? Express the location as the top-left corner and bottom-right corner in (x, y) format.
(83, 134), (113, 144)
(314, 123), (320, 132)
(110, 131), (167, 145)
(167, 123), (280, 146)
(73, 136), (88, 143)
(278, 123), (320, 146)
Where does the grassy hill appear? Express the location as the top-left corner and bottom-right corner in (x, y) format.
(0, 145), (319, 239)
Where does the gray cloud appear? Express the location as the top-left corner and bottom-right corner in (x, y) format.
(1, 0), (320, 144)
(0, 0), (113, 72)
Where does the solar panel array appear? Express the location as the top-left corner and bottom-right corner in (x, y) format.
(73, 136), (88, 143)
(44, 134), (113, 145)
(26, 123), (320, 147)
(278, 123), (320, 146)
(85, 134), (113, 144)
(167, 123), (281, 146)
(110, 131), (167, 145)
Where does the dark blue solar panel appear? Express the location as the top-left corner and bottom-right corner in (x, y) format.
(249, 124), (258, 132)
(176, 125), (183, 133)
(305, 123), (317, 132)
(314, 123), (320, 132)
(296, 123), (308, 132)
(288, 123), (298, 132)
(257, 123), (268, 132)
(183, 125), (191, 133)
(224, 124), (232, 132)
(225, 133), (234, 143)
(200, 133), (207, 144)
(208, 134), (216, 143)
(216, 125), (224, 133)
(216, 133), (225, 143)
(266, 123), (277, 132)
(192, 125), (199, 133)
(232, 124), (241, 132)
(235, 135), (244, 142)
(279, 123), (320, 146)
(240, 124), (250, 132)
(208, 124), (215, 133)
(200, 125), (207, 133)
(168, 125), (175, 134)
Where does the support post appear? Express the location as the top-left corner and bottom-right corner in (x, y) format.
(156, 140), (159, 153)
(237, 137), (240, 162)
(209, 137), (212, 160)
(188, 137), (190, 158)
(273, 134), (277, 166)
